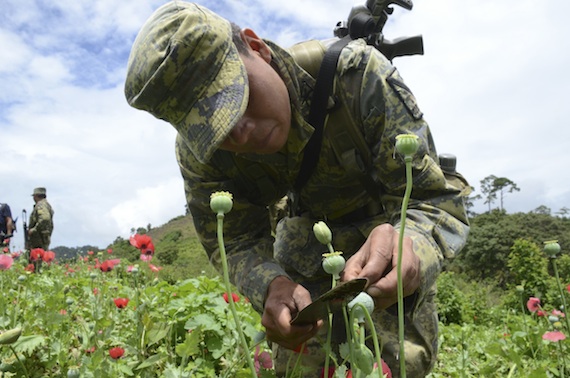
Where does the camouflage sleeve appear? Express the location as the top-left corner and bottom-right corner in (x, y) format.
(30, 201), (54, 236)
(176, 135), (290, 312)
(343, 42), (470, 309)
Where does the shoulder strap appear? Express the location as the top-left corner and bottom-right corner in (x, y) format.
(293, 36), (351, 193)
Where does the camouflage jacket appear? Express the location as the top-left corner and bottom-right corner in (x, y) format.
(176, 39), (470, 313)
(29, 199), (54, 237)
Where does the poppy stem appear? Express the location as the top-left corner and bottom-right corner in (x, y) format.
(216, 213), (256, 377)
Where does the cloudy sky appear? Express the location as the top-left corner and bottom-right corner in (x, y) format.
(1, 0), (569, 250)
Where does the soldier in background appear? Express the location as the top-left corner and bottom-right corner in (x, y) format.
(0, 202), (15, 249)
(28, 187), (54, 251)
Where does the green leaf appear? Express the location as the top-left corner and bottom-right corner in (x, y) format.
(147, 322), (170, 346)
(135, 353), (166, 370)
(176, 329), (201, 358)
(12, 335), (46, 355)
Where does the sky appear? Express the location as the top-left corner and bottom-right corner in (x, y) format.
(1, 0), (569, 250)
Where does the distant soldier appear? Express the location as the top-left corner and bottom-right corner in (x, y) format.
(28, 187), (54, 250)
(0, 202), (15, 248)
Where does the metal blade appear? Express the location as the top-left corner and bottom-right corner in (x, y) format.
(290, 278), (368, 325)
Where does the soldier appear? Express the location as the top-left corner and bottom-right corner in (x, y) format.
(28, 187), (54, 251)
(125, 2), (470, 376)
(0, 202), (14, 248)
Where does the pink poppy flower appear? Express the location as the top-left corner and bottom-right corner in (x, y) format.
(0, 254), (14, 270)
(254, 345), (273, 374)
(149, 264), (162, 273)
(107, 248), (113, 254)
(543, 331), (566, 342)
(551, 309), (565, 318)
(527, 297), (541, 312)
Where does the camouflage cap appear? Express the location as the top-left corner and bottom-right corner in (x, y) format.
(124, 1), (249, 163)
(32, 187), (46, 196)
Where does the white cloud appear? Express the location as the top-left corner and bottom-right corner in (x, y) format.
(1, 0), (570, 250)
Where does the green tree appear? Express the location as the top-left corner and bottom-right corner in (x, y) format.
(507, 239), (549, 298)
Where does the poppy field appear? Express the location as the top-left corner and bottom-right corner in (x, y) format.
(0, 240), (570, 377)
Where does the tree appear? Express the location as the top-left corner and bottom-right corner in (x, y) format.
(480, 175), (498, 212)
(464, 187), (482, 218)
(479, 175), (520, 212)
(493, 177), (520, 211)
(532, 205), (551, 215)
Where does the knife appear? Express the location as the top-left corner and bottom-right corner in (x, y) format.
(290, 278), (368, 325)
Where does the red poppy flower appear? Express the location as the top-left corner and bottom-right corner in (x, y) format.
(99, 259), (120, 272)
(537, 310), (547, 317)
(42, 250), (56, 263)
(0, 254), (14, 270)
(25, 263), (35, 272)
(85, 346), (96, 354)
(223, 292), (240, 303)
(93, 288), (99, 295)
(87, 250), (94, 255)
(527, 297), (541, 312)
(107, 248), (113, 254)
(130, 234), (155, 256)
(113, 298), (129, 309)
(567, 284), (570, 293)
(543, 331), (566, 342)
(30, 248), (45, 261)
(109, 347), (124, 359)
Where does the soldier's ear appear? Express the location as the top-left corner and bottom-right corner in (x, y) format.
(240, 28), (272, 63)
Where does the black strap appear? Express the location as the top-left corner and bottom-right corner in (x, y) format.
(293, 36), (351, 193)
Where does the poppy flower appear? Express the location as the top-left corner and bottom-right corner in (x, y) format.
(0, 254), (14, 270)
(25, 264), (35, 272)
(87, 250), (94, 255)
(223, 292), (240, 303)
(552, 309), (565, 318)
(254, 345), (273, 373)
(543, 331), (566, 342)
(148, 264), (162, 273)
(85, 346), (96, 354)
(113, 298), (129, 309)
(30, 248), (45, 261)
(42, 250), (56, 263)
(567, 283), (570, 293)
(100, 259), (120, 272)
(107, 248), (113, 254)
(526, 297), (541, 312)
(130, 234), (155, 255)
(140, 254), (153, 262)
(109, 347), (124, 359)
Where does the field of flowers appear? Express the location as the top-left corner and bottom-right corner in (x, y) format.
(0, 244), (269, 378)
(0, 241), (570, 377)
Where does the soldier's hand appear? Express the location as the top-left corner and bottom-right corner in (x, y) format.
(342, 223), (421, 309)
(261, 276), (323, 350)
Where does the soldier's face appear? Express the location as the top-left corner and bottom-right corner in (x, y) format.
(218, 29), (291, 155)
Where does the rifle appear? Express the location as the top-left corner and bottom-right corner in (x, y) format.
(333, 0), (423, 61)
(22, 209), (29, 251)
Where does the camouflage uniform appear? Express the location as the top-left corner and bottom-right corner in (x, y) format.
(29, 198), (54, 250)
(177, 40), (470, 376)
(125, 3), (470, 376)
